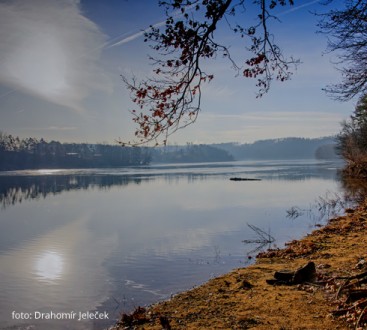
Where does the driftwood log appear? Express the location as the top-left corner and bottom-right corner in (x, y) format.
(266, 261), (316, 285)
(230, 177), (261, 181)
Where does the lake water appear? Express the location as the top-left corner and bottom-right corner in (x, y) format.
(0, 160), (346, 329)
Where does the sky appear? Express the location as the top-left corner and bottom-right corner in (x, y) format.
(0, 0), (356, 145)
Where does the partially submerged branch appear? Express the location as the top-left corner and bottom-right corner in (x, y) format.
(243, 223), (275, 255)
(243, 223), (275, 244)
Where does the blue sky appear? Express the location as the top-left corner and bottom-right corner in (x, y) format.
(0, 0), (355, 145)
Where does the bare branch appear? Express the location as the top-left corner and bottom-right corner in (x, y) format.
(318, 0), (367, 101)
(121, 0), (298, 146)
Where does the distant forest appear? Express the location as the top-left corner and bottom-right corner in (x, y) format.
(212, 137), (339, 161)
(153, 137), (339, 163)
(0, 133), (339, 171)
(151, 143), (234, 163)
(0, 133), (151, 171)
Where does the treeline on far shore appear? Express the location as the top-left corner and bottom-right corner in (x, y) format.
(0, 133), (151, 171)
(0, 132), (339, 171)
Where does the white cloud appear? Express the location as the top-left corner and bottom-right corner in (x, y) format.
(44, 126), (78, 131)
(0, 0), (110, 112)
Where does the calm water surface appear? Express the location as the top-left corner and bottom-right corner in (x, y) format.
(0, 160), (345, 329)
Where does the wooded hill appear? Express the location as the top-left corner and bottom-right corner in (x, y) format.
(212, 137), (339, 161)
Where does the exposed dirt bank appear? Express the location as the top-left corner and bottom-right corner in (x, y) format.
(112, 199), (367, 330)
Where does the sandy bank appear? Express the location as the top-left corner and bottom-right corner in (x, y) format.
(112, 199), (367, 330)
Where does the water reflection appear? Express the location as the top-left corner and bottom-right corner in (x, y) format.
(0, 215), (115, 329)
(34, 251), (64, 283)
(0, 160), (342, 209)
(285, 172), (367, 225)
(0, 174), (143, 209)
(340, 174), (367, 204)
(0, 160), (348, 329)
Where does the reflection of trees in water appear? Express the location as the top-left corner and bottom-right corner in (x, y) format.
(340, 174), (367, 205)
(287, 191), (355, 224)
(0, 162), (345, 209)
(287, 172), (367, 224)
(0, 173), (215, 209)
(0, 175), (143, 209)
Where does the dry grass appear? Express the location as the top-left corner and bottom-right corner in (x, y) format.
(111, 200), (367, 330)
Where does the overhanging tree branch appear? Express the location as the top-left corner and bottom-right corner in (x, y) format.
(121, 0), (298, 146)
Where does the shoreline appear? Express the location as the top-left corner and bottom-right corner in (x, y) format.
(112, 199), (367, 329)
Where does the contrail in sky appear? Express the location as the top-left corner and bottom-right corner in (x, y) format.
(108, 4), (197, 48)
(278, 0), (320, 16)
(107, 20), (166, 48)
(108, 0), (321, 48)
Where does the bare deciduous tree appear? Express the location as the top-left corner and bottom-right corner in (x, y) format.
(318, 0), (367, 101)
